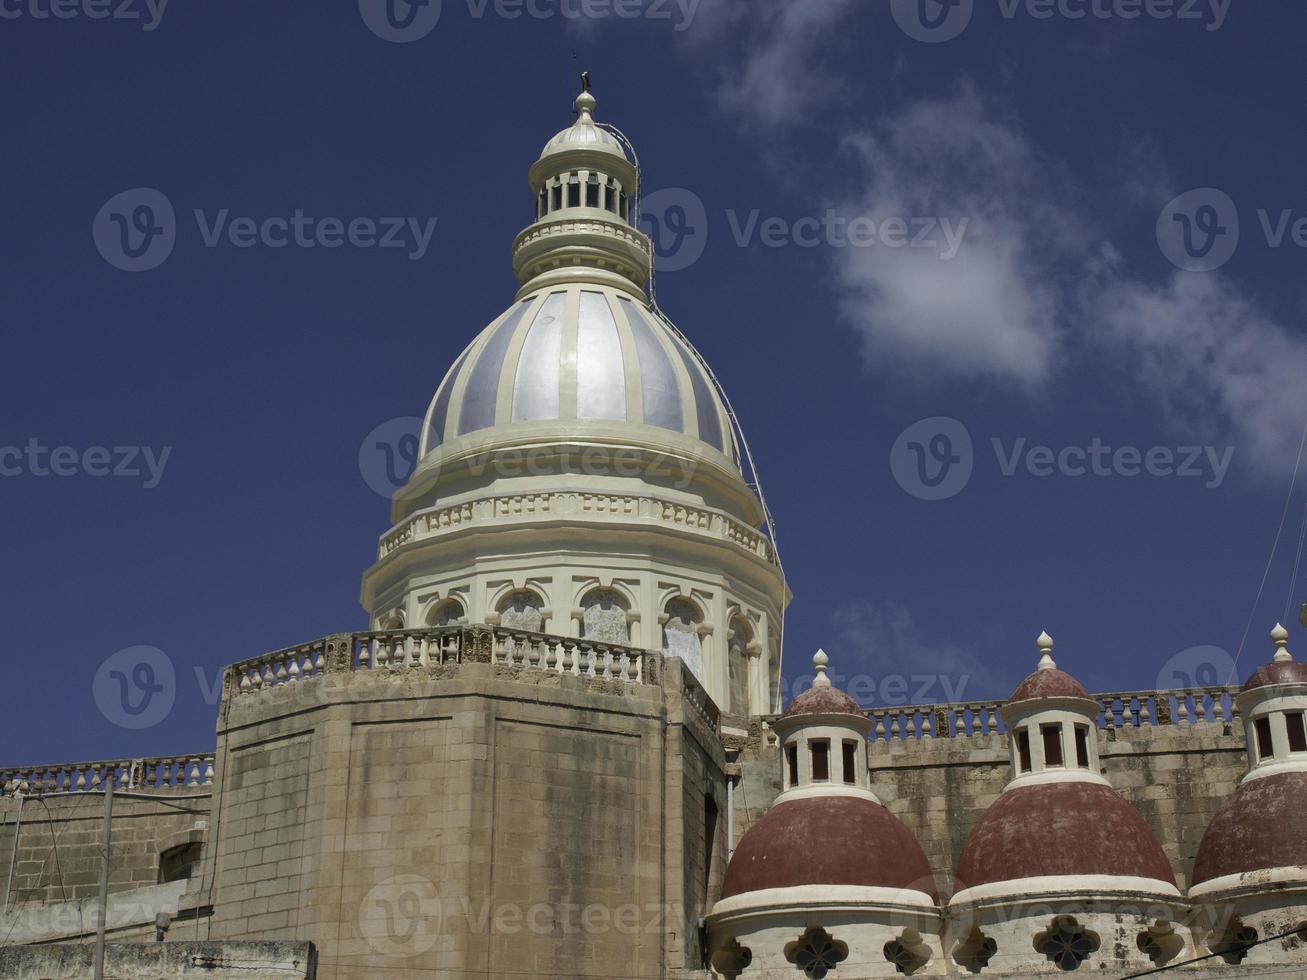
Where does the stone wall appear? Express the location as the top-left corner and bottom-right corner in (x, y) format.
(200, 636), (726, 980)
(0, 789), (209, 910)
(0, 940), (314, 979)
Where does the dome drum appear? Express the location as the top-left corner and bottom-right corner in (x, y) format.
(511, 215), (652, 295)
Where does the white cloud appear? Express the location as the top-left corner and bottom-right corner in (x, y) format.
(687, 0), (857, 128)
(1094, 269), (1307, 471)
(676, 13), (1307, 479)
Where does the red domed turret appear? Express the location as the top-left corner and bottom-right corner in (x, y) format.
(1194, 625), (1307, 887)
(723, 794), (936, 898)
(952, 632), (1177, 904)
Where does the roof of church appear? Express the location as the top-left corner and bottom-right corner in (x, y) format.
(781, 649), (864, 718)
(721, 795), (936, 899)
(1242, 625), (1307, 692)
(1193, 770), (1307, 884)
(956, 781), (1176, 889)
(1008, 631), (1092, 704)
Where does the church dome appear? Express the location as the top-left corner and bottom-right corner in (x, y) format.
(539, 91), (631, 163)
(722, 795), (936, 899)
(418, 283), (739, 472)
(1192, 771), (1307, 885)
(956, 781), (1176, 890)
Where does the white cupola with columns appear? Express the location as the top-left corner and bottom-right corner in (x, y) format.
(1189, 625), (1307, 969)
(707, 651), (942, 979)
(359, 80), (790, 722)
(946, 632), (1187, 975)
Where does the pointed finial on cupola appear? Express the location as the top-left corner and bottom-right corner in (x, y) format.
(575, 72), (596, 120)
(813, 648), (832, 688)
(1272, 623), (1293, 663)
(1036, 631), (1056, 671)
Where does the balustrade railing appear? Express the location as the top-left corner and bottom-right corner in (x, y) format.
(1, 754), (215, 796)
(227, 625), (655, 700)
(860, 685), (1240, 743)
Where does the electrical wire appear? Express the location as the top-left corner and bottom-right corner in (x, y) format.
(1118, 923), (1307, 978)
(1283, 484), (1307, 627)
(1231, 420), (1307, 678)
(598, 119), (790, 714)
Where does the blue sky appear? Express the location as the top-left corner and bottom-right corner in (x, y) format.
(2, 0), (1306, 762)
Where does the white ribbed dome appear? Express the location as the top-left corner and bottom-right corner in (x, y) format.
(420, 283), (739, 471)
(539, 90), (631, 163)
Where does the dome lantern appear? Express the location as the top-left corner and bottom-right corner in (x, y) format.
(514, 78), (652, 298)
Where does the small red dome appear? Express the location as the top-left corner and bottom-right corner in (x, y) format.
(1241, 660), (1307, 693)
(1008, 668), (1091, 704)
(957, 782), (1175, 890)
(1193, 771), (1307, 884)
(781, 685), (863, 719)
(722, 796), (936, 899)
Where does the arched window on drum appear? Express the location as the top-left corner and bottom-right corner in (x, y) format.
(580, 588), (630, 645)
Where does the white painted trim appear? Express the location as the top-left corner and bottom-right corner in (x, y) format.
(1240, 758), (1307, 784)
(772, 784), (882, 805)
(1003, 769), (1112, 793)
(709, 884), (938, 924)
(1188, 865), (1307, 903)
(949, 874), (1182, 909)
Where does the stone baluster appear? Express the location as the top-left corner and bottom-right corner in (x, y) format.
(1212, 692), (1225, 725)
(313, 647), (326, 675)
(204, 758), (215, 785)
(626, 652), (639, 682)
(1176, 693), (1188, 725)
(1195, 693), (1207, 724)
(891, 711), (902, 741)
(545, 639), (558, 671)
(1139, 696), (1152, 727)
(76, 769), (87, 791)
(274, 656), (288, 684)
(921, 710), (933, 740)
(526, 635), (540, 668)
(288, 653), (301, 682)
